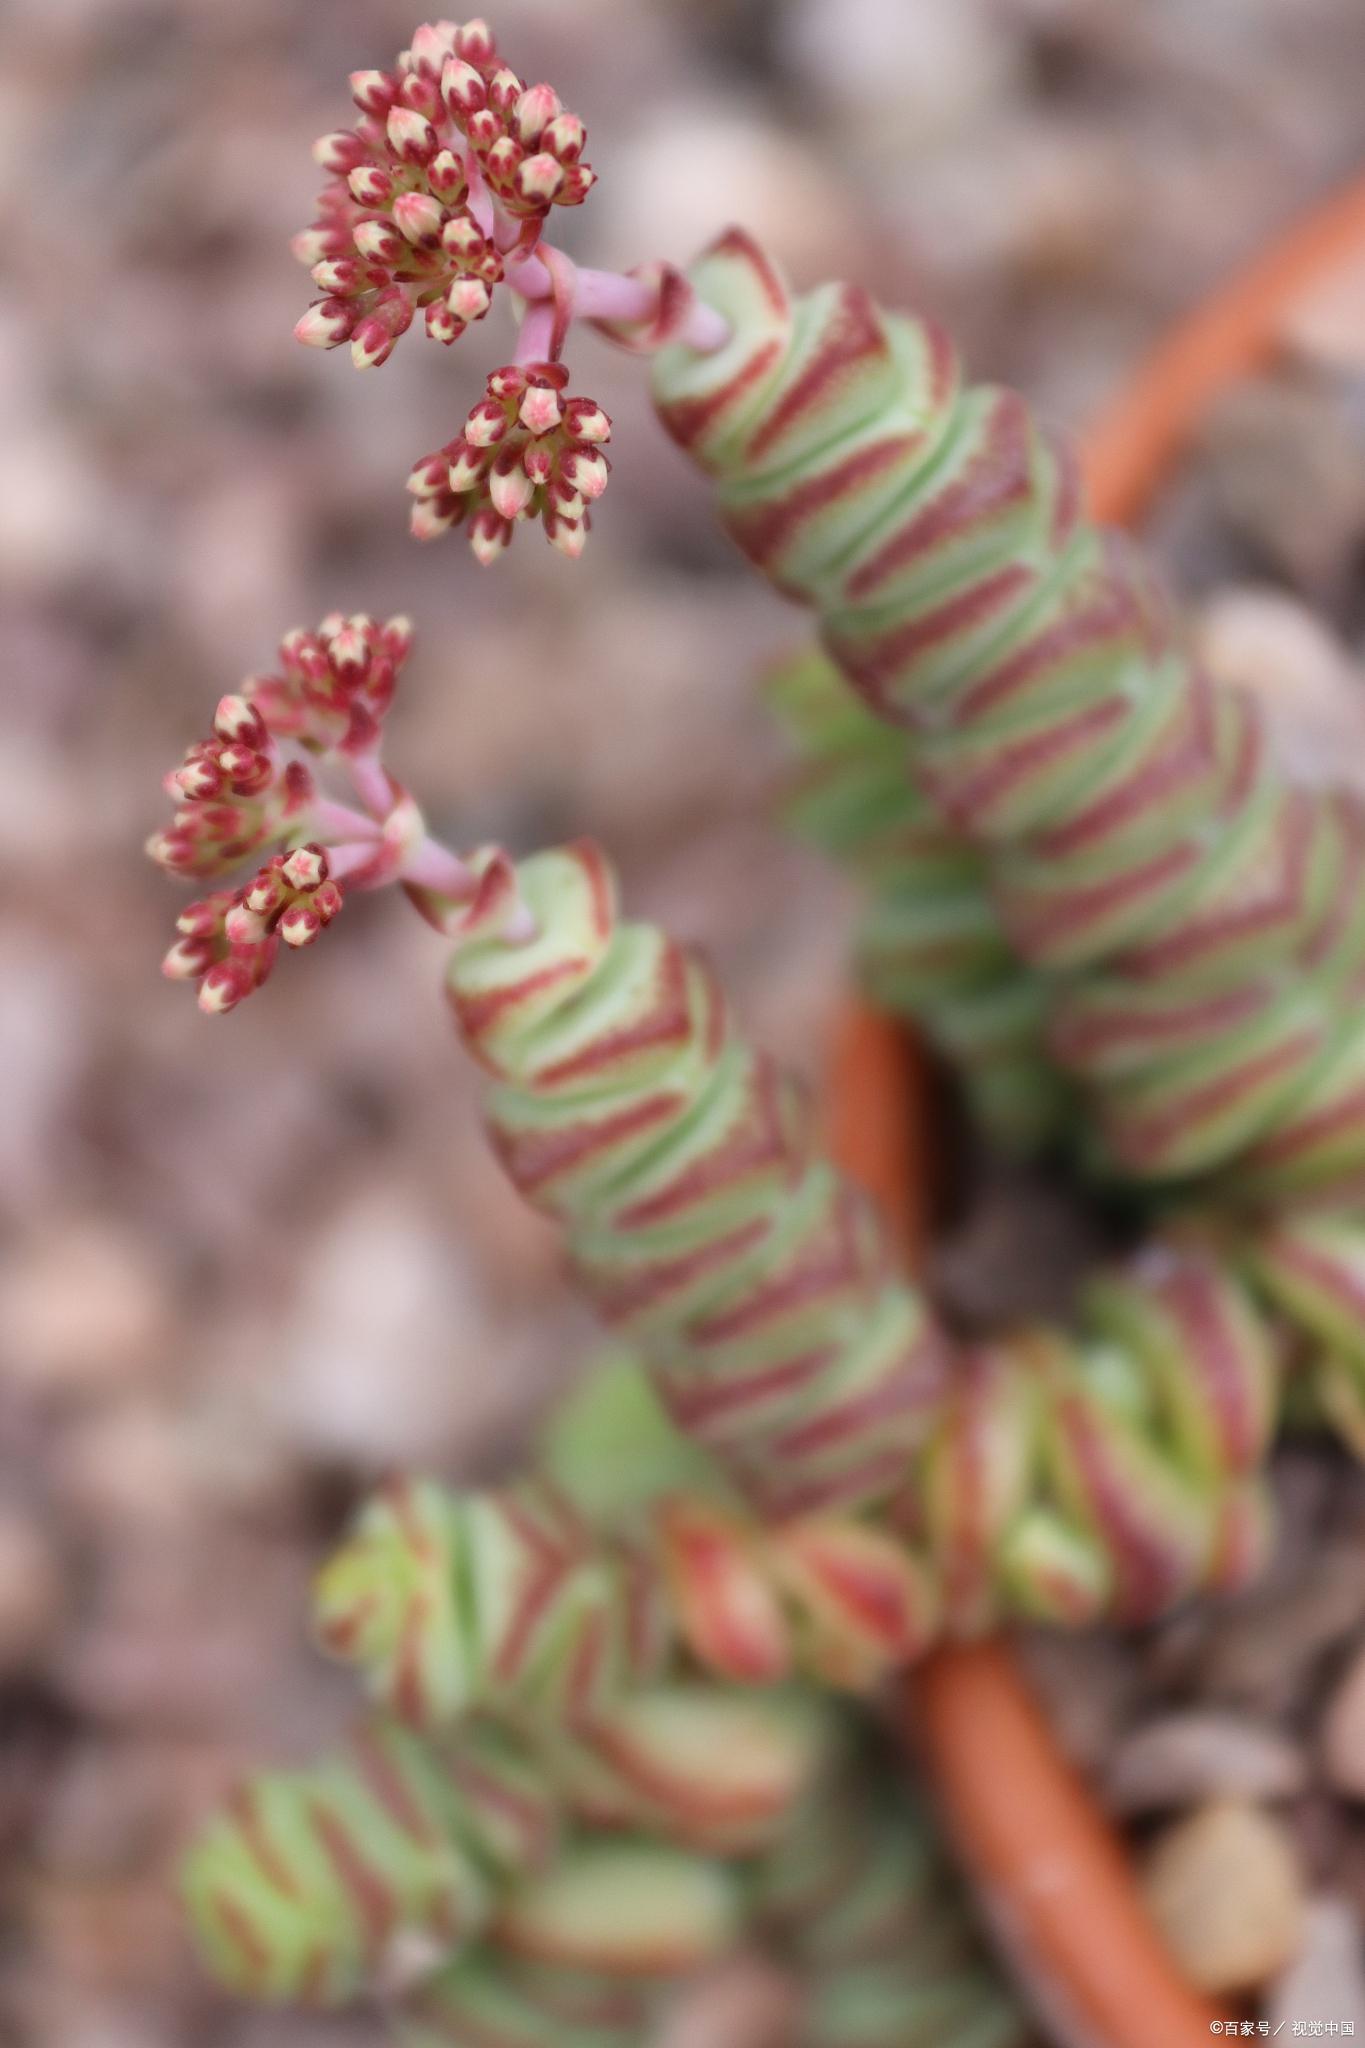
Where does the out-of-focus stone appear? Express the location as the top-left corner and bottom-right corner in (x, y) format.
(1263, 1895), (1365, 2034)
(1104, 1711), (1307, 1817)
(1320, 1643), (1365, 1801)
(0, 1219), (173, 1402)
(0, 1503), (65, 1678)
(784, 0), (1018, 147)
(1142, 1800), (1305, 1994)
(1195, 586), (1365, 793)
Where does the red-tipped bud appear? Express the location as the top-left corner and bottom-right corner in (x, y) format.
(557, 163), (597, 206)
(408, 447), (456, 498)
(441, 56), (488, 116)
(543, 111), (586, 164)
(410, 493), (463, 541)
(454, 18), (496, 67)
(351, 291), (414, 370)
(519, 381), (564, 436)
(562, 447), (610, 502)
(385, 105), (439, 164)
(425, 302), (464, 345)
(566, 398), (611, 444)
(440, 213), (485, 262)
(294, 299), (357, 350)
(349, 68), (399, 115)
(464, 400), (509, 449)
(515, 153), (565, 208)
(281, 843), (329, 891)
(428, 149), (468, 203)
(347, 164), (394, 206)
(469, 508), (514, 565)
(544, 512), (587, 560)
(486, 66), (523, 117)
(312, 130), (369, 175)
(488, 450), (535, 521)
(408, 21), (459, 75)
(447, 440), (488, 491)
(213, 696), (269, 748)
(514, 84), (562, 147)
(446, 275), (491, 324)
(350, 219), (405, 265)
(392, 190), (445, 244)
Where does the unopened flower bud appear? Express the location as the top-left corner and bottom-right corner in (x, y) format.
(427, 149), (468, 202)
(519, 381), (564, 436)
(446, 276), (491, 324)
(566, 398), (611, 443)
(312, 130), (369, 175)
(544, 512), (587, 559)
(488, 451), (535, 521)
(392, 190), (445, 244)
(281, 843), (330, 891)
(514, 83), (562, 146)
(543, 111), (586, 164)
(294, 299), (357, 350)
(515, 153), (565, 208)
(349, 68), (398, 115)
(441, 56), (488, 116)
(425, 301), (463, 345)
(455, 18), (495, 67)
(351, 219), (405, 265)
(385, 105), (438, 163)
(469, 509), (514, 565)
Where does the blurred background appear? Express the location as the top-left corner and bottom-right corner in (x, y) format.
(6, 0), (1365, 2042)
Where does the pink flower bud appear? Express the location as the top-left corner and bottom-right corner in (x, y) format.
(515, 153), (565, 208)
(440, 213), (485, 261)
(214, 696), (268, 747)
(408, 446), (456, 497)
(441, 57), (488, 116)
(557, 162), (597, 206)
(393, 190), (445, 244)
(514, 83), (562, 146)
(278, 906), (321, 947)
(561, 447), (610, 501)
(428, 149), (468, 203)
(312, 130), (369, 175)
(224, 901), (269, 947)
(486, 365), (529, 401)
(446, 276), (491, 324)
(455, 18), (496, 67)
(408, 21), (459, 75)
(565, 398), (611, 444)
(519, 381), (564, 437)
(409, 493), (462, 540)
(350, 291), (413, 370)
(281, 843), (330, 891)
(463, 401), (509, 450)
(349, 68), (398, 115)
(483, 135), (524, 188)
(294, 299), (357, 350)
(162, 936), (215, 981)
(447, 439), (489, 490)
(199, 961), (255, 1015)
(488, 450), (535, 521)
(543, 111), (586, 164)
(386, 105), (439, 164)
(544, 512), (587, 559)
(347, 164), (394, 206)
(175, 756), (223, 801)
(291, 225), (341, 267)
(424, 302), (463, 345)
(464, 107), (501, 154)
(486, 66), (523, 117)
(522, 441), (553, 487)
(351, 219), (405, 264)
(469, 508), (514, 565)
(311, 256), (379, 297)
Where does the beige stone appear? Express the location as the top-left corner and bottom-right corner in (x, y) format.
(1106, 1710), (1307, 1816)
(1142, 1800), (1305, 1994)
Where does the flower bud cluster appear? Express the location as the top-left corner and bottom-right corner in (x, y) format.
(294, 19), (594, 369)
(148, 615), (417, 1013)
(408, 362), (610, 562)
(162, 846), (345, 1016)
(246, 611), (413, 755)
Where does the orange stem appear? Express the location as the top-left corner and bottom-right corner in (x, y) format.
(827, 168), (1365, 2048)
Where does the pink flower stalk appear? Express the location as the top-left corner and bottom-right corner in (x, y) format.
(408, 361), (611, 561)
(293, 19), (594, 371)
(146, 613), (520, 1013)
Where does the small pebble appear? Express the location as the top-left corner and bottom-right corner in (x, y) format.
(1106, 1711), (1306, 1817)
(1142, 1800), (1305, 1995)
